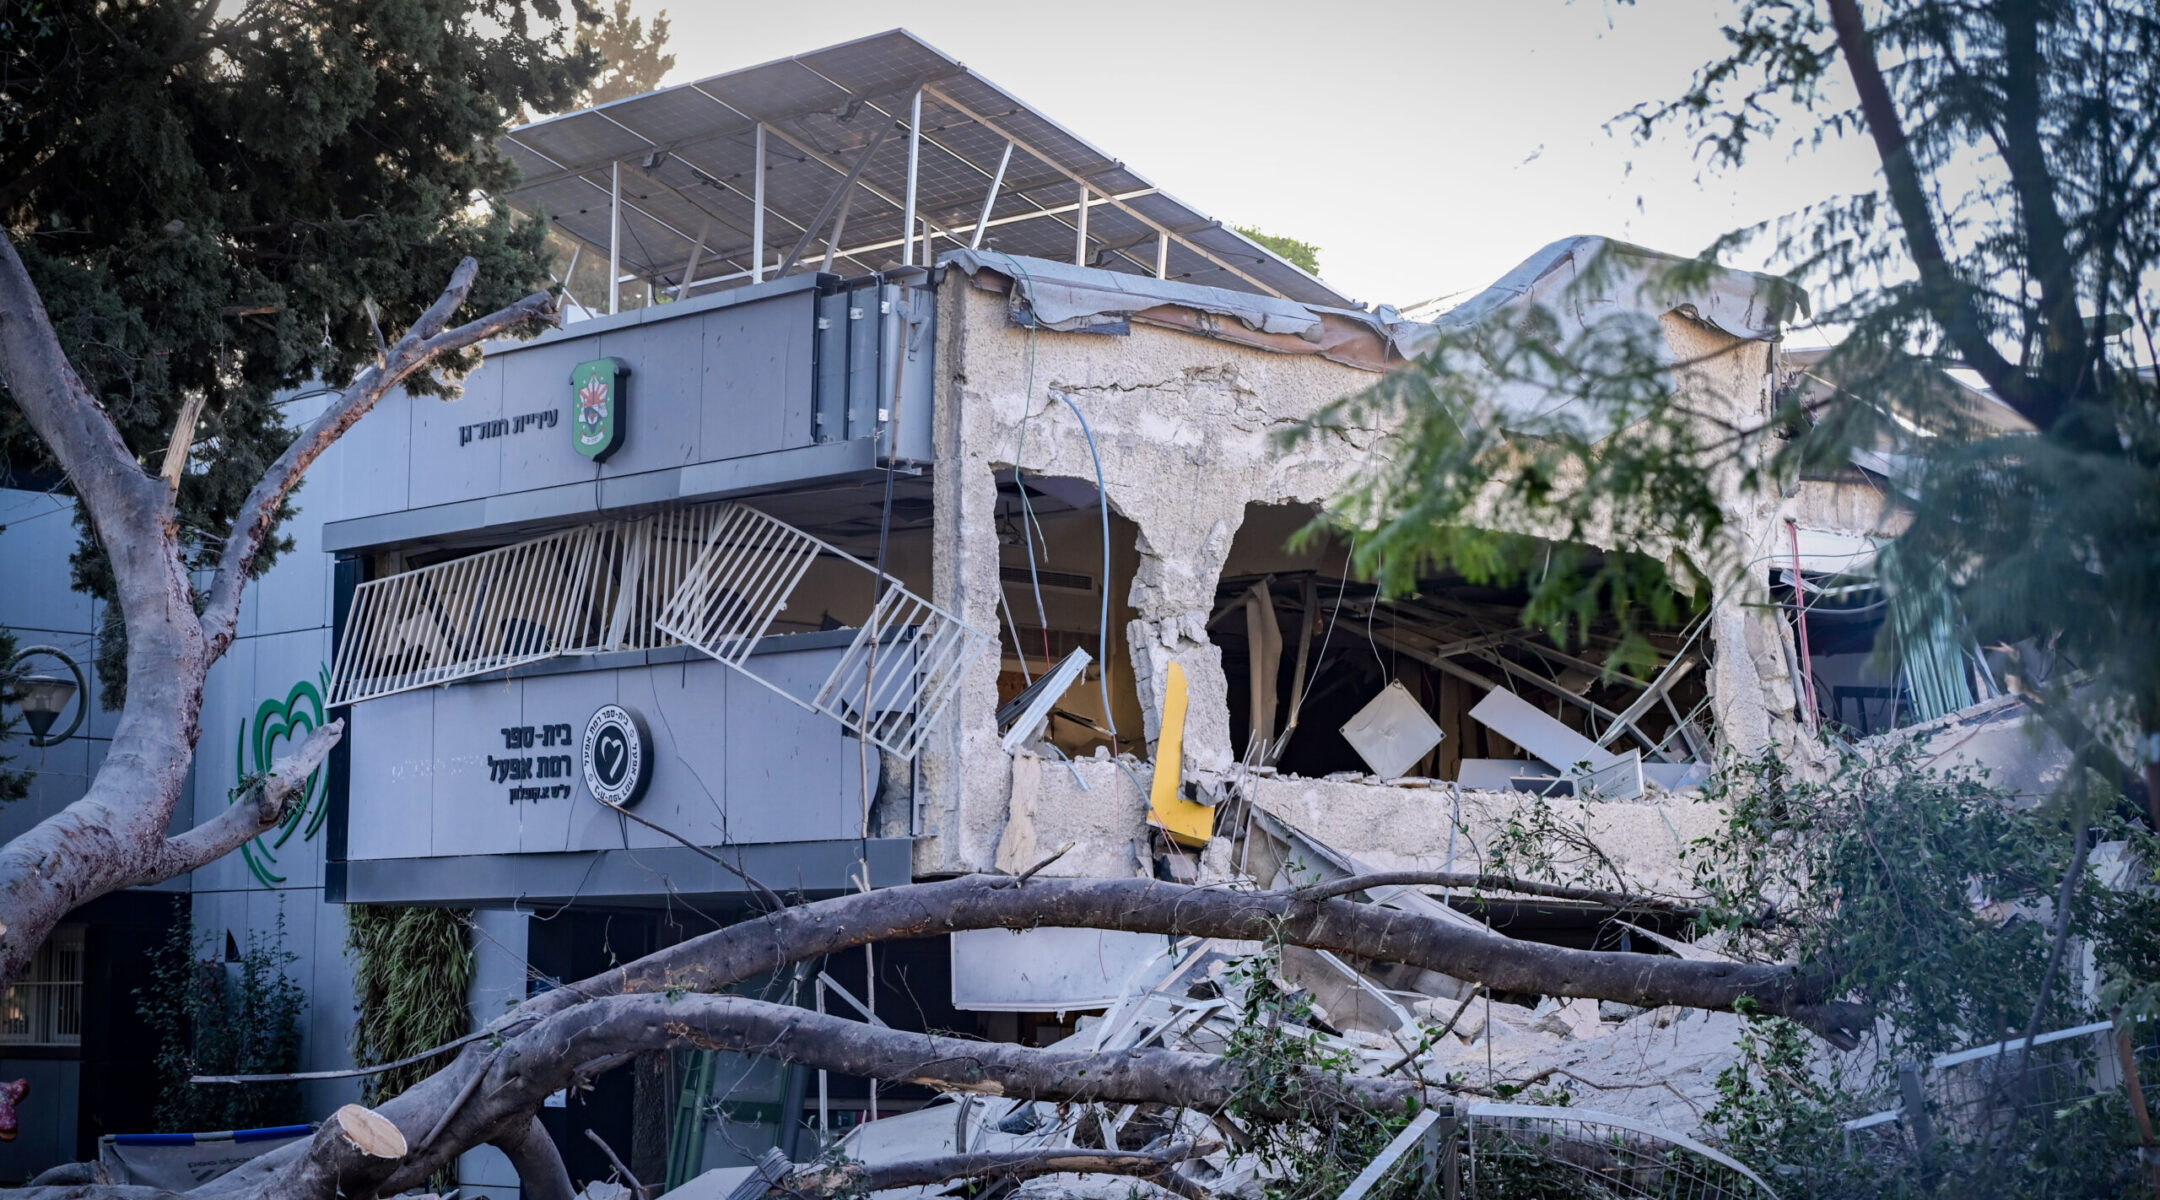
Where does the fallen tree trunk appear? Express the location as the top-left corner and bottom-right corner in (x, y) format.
(184, 992), (1422, 1200)
(180, 872), (1858, 1200)
(279, 1105), (408, 1200)
(509, 875), (1859, 1036)
(785, 1142), (1218, 1200)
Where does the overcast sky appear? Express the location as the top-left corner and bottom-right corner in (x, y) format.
(646, 0), (1882, 314)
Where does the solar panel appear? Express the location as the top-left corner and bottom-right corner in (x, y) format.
(499, 29), (1357, 308)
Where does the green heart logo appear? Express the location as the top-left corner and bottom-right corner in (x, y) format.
(232, 666), (331, 887)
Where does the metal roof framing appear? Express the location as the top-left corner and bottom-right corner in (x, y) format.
(499, 29), (1356, 308)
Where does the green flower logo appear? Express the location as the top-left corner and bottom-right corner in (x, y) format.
(231, 666), (332, 887)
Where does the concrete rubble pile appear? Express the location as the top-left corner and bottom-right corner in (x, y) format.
(668, 794), (1761, 1200)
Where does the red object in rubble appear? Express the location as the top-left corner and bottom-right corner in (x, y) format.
(0, 1078), (26, 1141)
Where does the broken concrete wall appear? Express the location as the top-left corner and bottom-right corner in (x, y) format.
(1243, 776), (1725, 897)
(922, 278), (1390, 873)
(920, 272), (1800, 876)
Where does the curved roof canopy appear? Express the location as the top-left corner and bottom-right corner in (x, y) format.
(501, 29), (1354, 308)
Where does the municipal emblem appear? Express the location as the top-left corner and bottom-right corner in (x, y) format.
(569, 358), (629, 462)
(582, 703), (653, 807)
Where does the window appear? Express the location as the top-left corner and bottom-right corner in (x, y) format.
(0, 925), (84, 1046)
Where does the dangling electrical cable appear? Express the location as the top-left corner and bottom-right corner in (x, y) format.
(1051, 389), (1118, 748)
(996, 252), (1056, 675)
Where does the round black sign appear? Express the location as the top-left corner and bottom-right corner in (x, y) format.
(582, 704), (652, 807)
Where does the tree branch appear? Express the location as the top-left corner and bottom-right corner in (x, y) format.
(492, 1116), (576, 1200)
(195, 873), (1864, 1200)
(198, 258), (558, 656)
(786, 1142), (1219, 1200)
(506, 876), (1864, 1041)
(365, 992), (1422, 1192)
(1294, 870), (1702, 915)
(1996, 0), (2084, 409)
(278, 1105), (408, 1200)
(149, 719), (342, 882)
(0, 236), (169, 551)
(1825, 0), (2040, 422)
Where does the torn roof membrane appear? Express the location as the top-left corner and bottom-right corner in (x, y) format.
(943, 249), (1434, 371)
(942, 236), (1803, 390)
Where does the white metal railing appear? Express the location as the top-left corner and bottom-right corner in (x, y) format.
(0, 927), (82, 1047)
(656, 505), (991, 758)
(331, 502), (989, 758)
(330, 524), (606, 704)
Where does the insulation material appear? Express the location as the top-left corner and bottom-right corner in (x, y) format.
(1339, 682), (1445, 781)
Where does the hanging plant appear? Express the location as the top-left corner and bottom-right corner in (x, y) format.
(346, 906), (476, 1106)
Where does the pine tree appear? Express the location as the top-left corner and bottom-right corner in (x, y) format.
(0, 0), (600, 704)
(570, 0), (675, 109)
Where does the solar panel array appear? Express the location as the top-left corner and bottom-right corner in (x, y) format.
(500, 29), (1353, 308)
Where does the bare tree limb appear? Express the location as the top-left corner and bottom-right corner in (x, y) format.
(198, 259), (558, 656)
(506, 876), (1865, 1041)
(0, 236), (168, 535)
(191, 873), (1864, 1200)
(493, 1116), (577, 1200)
(152, 719), (343, 882)
(1294, 870), (1701, 915)
(0, 243), (551, 988)
(1825, 0), (2040, 423)
(784, 1142), (1220, 1200)
(279, 1105), (408, 1200)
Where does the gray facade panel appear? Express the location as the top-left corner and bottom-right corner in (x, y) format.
(345, 645), (870, 869)
(592, 321), (702, 478)
(316, 272), (933, 552)
(339, 838), (912, 906)
(700, 290), (816, 461)
(409, 352), (505, 510)
(323, 439), (885, 552)
(495, 336), (599, 494)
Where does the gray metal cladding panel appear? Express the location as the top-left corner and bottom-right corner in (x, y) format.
(700, 288), (817, 460)
(846, 282), (883, 440)
(339, 837), (914, 906)
(889, 286), (937, 464)
(494, 335), (602, 494)
(342, 646), (867, 863)
(814, 290), (851, 443)
(593, 321), (703, 477)
(407, 356), (505, 510)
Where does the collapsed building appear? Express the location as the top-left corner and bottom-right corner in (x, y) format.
(0, 26), (2076, 1198)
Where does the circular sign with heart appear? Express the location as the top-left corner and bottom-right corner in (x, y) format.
(582, 703), (652, 807)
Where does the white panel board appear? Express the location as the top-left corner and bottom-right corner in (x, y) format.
(950, 926), (1167, 1012)
(1339, 681), (1444, 780)
(1468, 687), (1643, 801)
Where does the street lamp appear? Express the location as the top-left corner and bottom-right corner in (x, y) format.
(5, 646), (87, 748)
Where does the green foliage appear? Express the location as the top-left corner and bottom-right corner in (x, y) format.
(0, 0), (600, 702)
(1706, 1008), (2152, 1199)
(347, 905), (476, 1105)
(138, 902), (308, 1132)
(1687, 742), (2135, 1064)
(1234, 226), (1322, 276)
(1704, 1007), (1853, 1194)
(1219, 944), (1417, 1200)
(1315, 1), (2160, 767)
(1286, 241), (1786, 674)
(570, 0), (674, 109)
